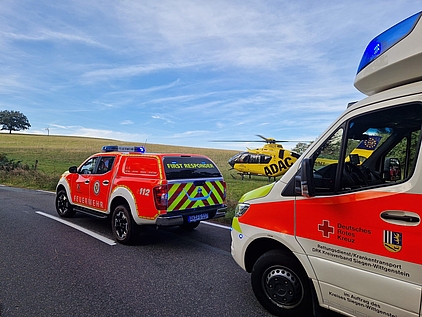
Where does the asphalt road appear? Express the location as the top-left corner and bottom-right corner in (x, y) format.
(0, 186), (342, 317)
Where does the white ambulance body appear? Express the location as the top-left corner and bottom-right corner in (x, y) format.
(231, 11), (422, 317)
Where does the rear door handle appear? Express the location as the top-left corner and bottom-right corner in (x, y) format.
(380, 211), (420, 225)
(103, 180), (109, 185)
(85, 180), (90, 184)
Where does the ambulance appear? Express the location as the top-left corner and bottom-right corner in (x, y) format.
(231, 11), (422, 317)
(56, 146), (226, 244)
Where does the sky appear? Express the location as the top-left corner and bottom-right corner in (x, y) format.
(0, 1), (421, 151)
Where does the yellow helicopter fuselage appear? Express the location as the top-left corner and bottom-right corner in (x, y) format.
(228, 143), (300, 178)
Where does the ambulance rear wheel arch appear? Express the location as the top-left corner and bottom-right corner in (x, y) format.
(251, 249), (313, 316)
(244, 237), (290, 273)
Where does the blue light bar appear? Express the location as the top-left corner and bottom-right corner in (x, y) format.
(102, 145), (146, 153)
(357, 11), (422, 74)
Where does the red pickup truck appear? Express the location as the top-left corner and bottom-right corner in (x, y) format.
(55, 146), (227, 244)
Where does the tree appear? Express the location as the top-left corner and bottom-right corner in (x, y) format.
(0, 110), (31, 134)
(292, 141), (313, 155)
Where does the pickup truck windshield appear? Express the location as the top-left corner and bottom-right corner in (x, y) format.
(163, 157), (222, 180)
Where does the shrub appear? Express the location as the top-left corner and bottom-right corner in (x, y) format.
(0, 153), (58, 190)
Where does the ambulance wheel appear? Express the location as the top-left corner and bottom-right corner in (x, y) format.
(251, 249), (313, 317)
(55, 190), (76, 218)
(179, 221), (200, 230)
(111, 204), (140, 245)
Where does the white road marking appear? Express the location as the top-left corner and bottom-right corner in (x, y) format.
(36, 211), (116, 246)
(36, 190), (55, 194)
(202, 221), (231, 230)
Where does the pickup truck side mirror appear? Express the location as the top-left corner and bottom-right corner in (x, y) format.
(383, 158), (401, 181)
(69, 166), (78, 173)
(296, 158), (316, 197)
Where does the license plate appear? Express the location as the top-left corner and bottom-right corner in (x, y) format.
(188, 213), (209, 223)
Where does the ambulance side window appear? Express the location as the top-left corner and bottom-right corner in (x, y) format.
(310, 102), (422, 195)
(312, 128), (344, 194)
(384, 130), (421, 181)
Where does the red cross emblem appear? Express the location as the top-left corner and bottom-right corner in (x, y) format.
(318, 220), (334, 238)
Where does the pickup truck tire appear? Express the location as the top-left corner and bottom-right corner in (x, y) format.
(55, 190), (76, 218)
(111, 204), (140, 245)
(251, 249), (312, 317)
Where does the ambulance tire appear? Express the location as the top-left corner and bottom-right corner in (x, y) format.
(179, 221), (200, 230)
(251, 250), (313, 317)
(111, 204), (140, 245)
(55, 190), (76, 218)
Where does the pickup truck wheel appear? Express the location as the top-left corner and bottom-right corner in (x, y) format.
(179, 221), (200, 230)
(111, 204), (139, 245)
(55, 190), (76, 218)
(251, 250), (313, 317)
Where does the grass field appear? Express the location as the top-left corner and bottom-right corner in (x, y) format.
(0, 133), (275, 222)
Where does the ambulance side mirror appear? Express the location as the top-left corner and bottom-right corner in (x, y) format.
(69, 166), (78, 173)
(296, 158), (315, 198)
(383, 158), (401, 181)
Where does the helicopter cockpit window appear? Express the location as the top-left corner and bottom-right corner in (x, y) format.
(309, 102), (422, 195)
(260, 155), (272, 164)
(239, 154), (250, 163)
(249, 154), (260, 164)
(237, 153), (263, 164)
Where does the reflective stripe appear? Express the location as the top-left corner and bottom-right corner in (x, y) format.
(167, 180), (225, 212)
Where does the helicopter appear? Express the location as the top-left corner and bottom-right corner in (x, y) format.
(214, 133), (382, 181)
(214, 135), (303, 180)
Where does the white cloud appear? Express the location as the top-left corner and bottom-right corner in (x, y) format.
(120, 120), (133, 125)
(170, 130), (210, 139)
(151, 115), (174, 124)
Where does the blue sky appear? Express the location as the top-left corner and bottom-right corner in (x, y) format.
(0, 1), (421, 150)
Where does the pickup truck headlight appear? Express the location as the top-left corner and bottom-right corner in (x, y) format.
(235, 203), (250, 217)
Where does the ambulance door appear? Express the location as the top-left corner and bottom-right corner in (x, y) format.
(295, 101), (422, 317)
(88, 156), (115, 213)
(74, 156), (99, 208)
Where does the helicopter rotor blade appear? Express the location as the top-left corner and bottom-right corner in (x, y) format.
(210, 136), (311, 143)
(256, 134), (270, 142)
(209, 140), (267, 142)
(255, 135), (310, 143)
(210, 138), (290, 143)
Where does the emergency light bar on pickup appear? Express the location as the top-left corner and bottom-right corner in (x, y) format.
(102, 145), (146, 153)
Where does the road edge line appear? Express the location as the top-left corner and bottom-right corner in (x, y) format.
(36, 211), (116, 246)
(202, 221), (231, 230)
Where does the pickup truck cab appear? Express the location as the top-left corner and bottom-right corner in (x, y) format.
(56, 146), (226, 244)
(231, 11), (422, 317)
